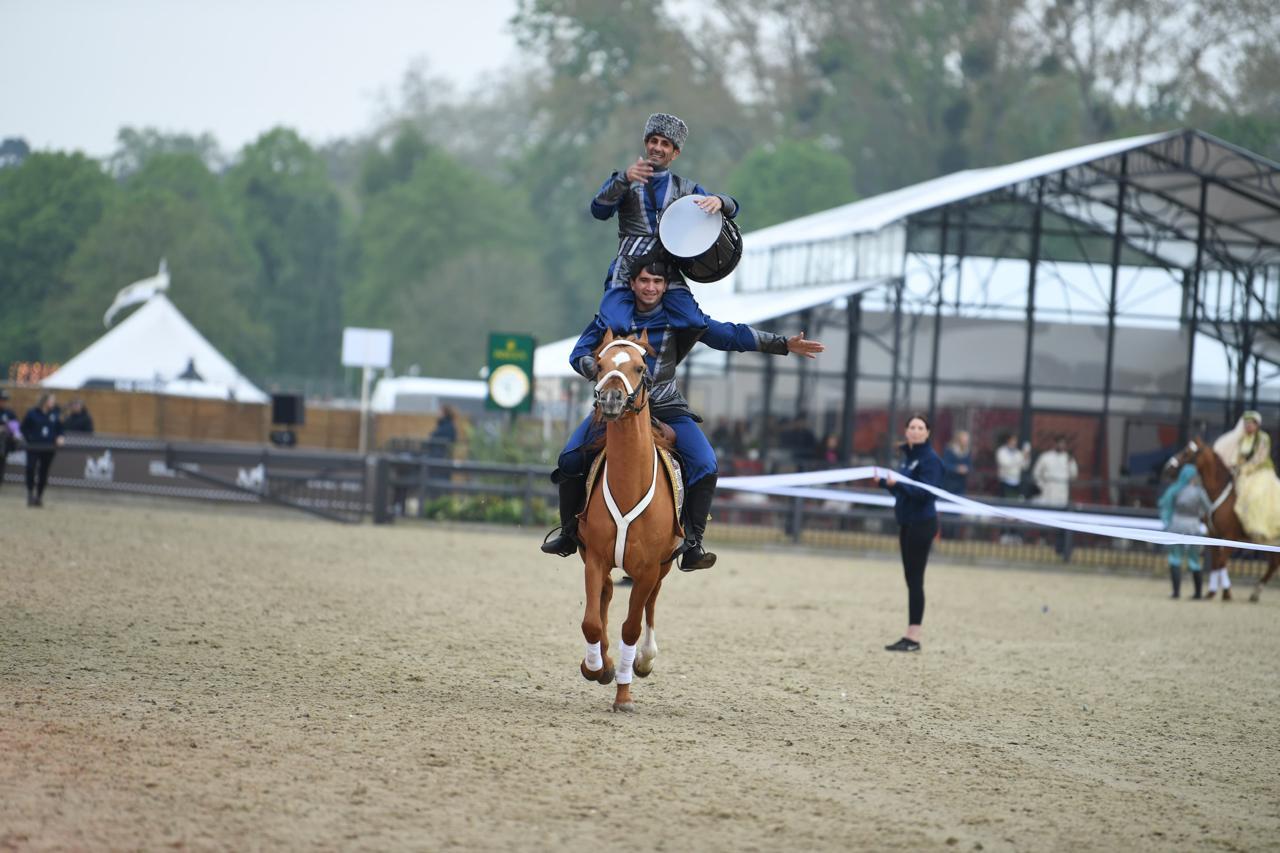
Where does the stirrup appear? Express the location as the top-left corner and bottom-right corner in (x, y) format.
(678, 543), (716, 572)
(540, 526), (579, 557)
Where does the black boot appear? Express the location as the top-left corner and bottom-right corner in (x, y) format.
(1191, 570), (1203, 599)
(1170, 565), (1181, 599)
(679, 474), (718, 572)
(540, 474), (587, 557)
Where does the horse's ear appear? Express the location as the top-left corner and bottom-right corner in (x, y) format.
(637, 329), (651, 346)
(602, 329), (615, 345)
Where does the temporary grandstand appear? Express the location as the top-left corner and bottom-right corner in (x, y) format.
(536, 128), (1280, 498)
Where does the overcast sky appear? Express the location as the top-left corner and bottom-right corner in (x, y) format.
(1, 0), (520, 157)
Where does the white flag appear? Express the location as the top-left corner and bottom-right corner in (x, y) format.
(104, 258), (170, 327)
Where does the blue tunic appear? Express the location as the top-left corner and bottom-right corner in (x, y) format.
(589, 167), (739, 332)
(559, 301), (788, 487)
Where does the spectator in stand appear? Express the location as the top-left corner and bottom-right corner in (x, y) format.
(1, 389), (19, 490)
(427, 406), (458, 458)
(820, 433), (840, 467)
(63, 398), (94, 434)
(1033, 435), (1078, 507)
(787, 413), (818, 469)
(941, 430), (972, 496)
(996, 432), (1031, 499)
(20, 392), (64, 507)
(1033, 435), (1079, 557)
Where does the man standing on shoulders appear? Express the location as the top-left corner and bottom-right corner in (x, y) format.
(20, 392), (64, 507)
(590, 113), (739, 332)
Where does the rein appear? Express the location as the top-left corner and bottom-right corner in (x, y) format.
(1185, 440), (1234, 533)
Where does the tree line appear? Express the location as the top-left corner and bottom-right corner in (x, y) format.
(1, 0), (1275, 386)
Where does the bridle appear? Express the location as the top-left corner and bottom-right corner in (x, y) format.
(1171, 439), (1234, 519)
(593, 339), (651, 416)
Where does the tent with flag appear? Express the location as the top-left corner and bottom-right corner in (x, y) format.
(42, 262), (268, 403)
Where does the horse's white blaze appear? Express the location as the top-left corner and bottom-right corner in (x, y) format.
(615, 641), (638, 685)
(585, 641), (603, 672)
(610, 350), (632, 366)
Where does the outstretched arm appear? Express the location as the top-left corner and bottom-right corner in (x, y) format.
(699, 318), (826, 357)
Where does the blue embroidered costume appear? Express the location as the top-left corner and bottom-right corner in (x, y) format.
(541, 266), (794, 571)
(590, 113), (739, 332)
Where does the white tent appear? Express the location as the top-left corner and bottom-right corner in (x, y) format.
(43, 293), (269, 403)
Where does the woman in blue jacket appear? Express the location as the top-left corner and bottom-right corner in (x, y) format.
(877, 413), (943, 652)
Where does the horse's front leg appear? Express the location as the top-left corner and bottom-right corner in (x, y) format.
(633, 562), (670, 679)
(580, 556), (615, 684)
(612, 568), (659, 712)
(1251, 553), (1279, 602)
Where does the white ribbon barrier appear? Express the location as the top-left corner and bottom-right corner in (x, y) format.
(718, 465), (1280, 554)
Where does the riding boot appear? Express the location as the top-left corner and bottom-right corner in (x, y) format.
(540, 474), (587, 557)
(1191, 570), (1203, 599)
(1169, 565), (1181, 599)
(679, 474), (718, 572)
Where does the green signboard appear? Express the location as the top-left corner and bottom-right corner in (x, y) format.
(485, 332), (536, 413)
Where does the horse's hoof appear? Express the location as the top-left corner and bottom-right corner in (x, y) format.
(600, 666), (615, 685)
(1250, 591), (1261, 603)
(611, 701), (636, 713)
(633, 661), (652, 678)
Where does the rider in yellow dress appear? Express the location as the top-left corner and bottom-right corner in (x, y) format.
(1213, 410), (1280, 540)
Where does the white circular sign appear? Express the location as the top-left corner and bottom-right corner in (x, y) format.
(658, 195), (723, 258)
(488, 363), (531, 408)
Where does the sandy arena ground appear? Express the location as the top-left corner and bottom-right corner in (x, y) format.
(2, 489), (1279, 852)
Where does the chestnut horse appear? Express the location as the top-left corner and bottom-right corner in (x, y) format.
(1170, 438), (1280, 601)
(577, 330), (683, 711)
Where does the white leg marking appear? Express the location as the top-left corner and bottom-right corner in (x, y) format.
(585, 641), (603, 671)
(615, 641), (637, 685)
(638, 623), (658, 668)
(1221, 568), (1231, 589)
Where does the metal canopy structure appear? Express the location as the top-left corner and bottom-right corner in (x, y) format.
(700, 128), (1280, 485)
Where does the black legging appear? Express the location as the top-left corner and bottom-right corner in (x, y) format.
(899, 517), (938, 626)
(25, 449), (55, 495)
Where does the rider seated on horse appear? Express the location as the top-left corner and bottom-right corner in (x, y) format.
(1214, 410), (1280, 542)
(541, 252), (825, 570)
